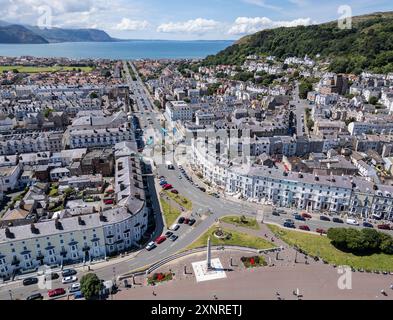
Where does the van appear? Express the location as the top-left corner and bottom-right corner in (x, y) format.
(346, 219), (359, 226)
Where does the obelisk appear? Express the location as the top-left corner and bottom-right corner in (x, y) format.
(207, 236), (212, 270)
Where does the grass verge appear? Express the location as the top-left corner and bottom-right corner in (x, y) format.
(220, 216), (260, 230)
(164, 190), (192, 211)
(268, 224), (393, 272)
(160, 197), (181, 228)
(186, 226), (276, 251)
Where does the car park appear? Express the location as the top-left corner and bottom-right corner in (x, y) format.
(48, 288), (66, 298)
(23, 277), (38, 286)
(62, 276), (78, 284)
(333, 217), (344, 224)
(320, 216), (331, 222)
(146, 241), (156, 251)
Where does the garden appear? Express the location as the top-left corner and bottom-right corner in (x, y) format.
(147, 272), (173, 286)
(241, 256), (268, 269)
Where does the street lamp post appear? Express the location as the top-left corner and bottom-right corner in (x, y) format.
(8, 290), (13, 301)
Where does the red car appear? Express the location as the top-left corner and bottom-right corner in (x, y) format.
(184, 218), (190, 224)
(316, 228), (327, 235)
(155, 236), (167, 244)
(378, 224), (391, 230)
(299, 225), (310, 231)
(48, 288), (66, 298)
(163, 184), (173, 190)
(302, 213), (312, 219)
(103, 199), (114, 205)
(171, 189), (179, 194)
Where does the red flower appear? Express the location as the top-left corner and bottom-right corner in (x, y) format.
(250, 258), (255, 265)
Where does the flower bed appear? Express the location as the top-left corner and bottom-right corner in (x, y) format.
(241, 256), (268, 269)
(147, 272), (173, 285)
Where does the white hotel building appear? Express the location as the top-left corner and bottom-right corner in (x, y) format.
(0, 155), (148, 280)
(191, 138), (393, 219)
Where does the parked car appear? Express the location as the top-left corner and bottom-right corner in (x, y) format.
(378, 224), (391, 230)
(284, 222), (296, 229)
(48, 288), (66, 298)
(333, 217), (344, 224)
(171, 189), (179, 194)
(346, 219), (359, 226)
(272, 211), (281, 217)
(178, 217), (185, 224)
(169, 235), (179, 242)
(294, 215), (306, 221)
(363, 222), (374, 228)
(145, 241), (156, 251)
(163, 184), (173, 190)
(23, 277), (38, 286)
(62, 269), (77, 277)
(302, 213), (312, 219)
(26, 293), (43, 300)
(184, 218), (190, 224)
(69, 283), (81, 293)
(165, 231), (173, 238)
(188, 219), (196, 226)
(155, 236), (167, 245)
(62, 276), (78, 284)
(159, 180), (168, 186)
(320, 216), (331, 222)
(103, 199), (114, 205)
(170, 224), (180, 231)
(73, 291), (84, 300)
(299, 225), (310, 231)
(316, 228), (327, 234)
(45, 272), (59, 281)
(198, 187), (206, 192)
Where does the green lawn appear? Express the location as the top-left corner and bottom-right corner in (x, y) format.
(160, 197), (181, 228)
(220, 216), (260, 230)
(164, 191), (192, 211)
(268, 224), (393, 272)
(0, 66), (93, 73)
(186, 227), (276, 251)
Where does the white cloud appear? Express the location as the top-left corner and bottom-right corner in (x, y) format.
(157, 18), (220, 34)
(115, 18), (149, 31)
(228, 16), (313, 35)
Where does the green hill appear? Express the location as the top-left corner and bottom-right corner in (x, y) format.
(203, 11), (393, 74)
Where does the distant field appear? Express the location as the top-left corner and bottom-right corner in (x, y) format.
(0, 66), (93, 73)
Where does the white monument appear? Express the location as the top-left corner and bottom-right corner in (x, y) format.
(191, 235), (227, 283)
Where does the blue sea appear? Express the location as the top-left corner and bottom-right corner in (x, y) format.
(0, 40), (233, 59)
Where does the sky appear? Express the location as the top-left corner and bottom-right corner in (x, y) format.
(1, 0), (392, 40)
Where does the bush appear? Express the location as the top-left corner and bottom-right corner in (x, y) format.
(328, 228), (393, 255)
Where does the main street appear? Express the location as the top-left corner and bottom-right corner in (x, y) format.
(1, 62), (391, 300)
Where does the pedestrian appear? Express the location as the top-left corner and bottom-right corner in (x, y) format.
(390, 284), (393, 290)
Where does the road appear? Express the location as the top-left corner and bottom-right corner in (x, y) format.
(291, 82), (310, 137)
(1, 63), (391, 300)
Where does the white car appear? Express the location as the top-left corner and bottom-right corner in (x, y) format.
(346, 219), (359, 226)
(62, 276), (78, 284)
(69, 283), (81, 293)
(170, 224), (180, 231)
(146, 241), (156, 251)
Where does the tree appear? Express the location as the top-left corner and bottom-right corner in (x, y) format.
(299, 80), (313, 99)
(345, 229), (364, 252)
(327, 228), (347, 249)
(369, 96), (379, 105)
(80, 273), (102, 300)
(360, 228), (381, 252)
(379, 233), (393, 254)
(90, 92), (99, 99)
